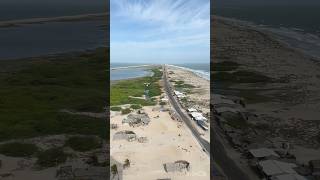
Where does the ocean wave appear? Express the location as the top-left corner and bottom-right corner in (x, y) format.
(216, 15), (320, 60)
(259, 26), (320, 59)
(167, 64), (210, 80)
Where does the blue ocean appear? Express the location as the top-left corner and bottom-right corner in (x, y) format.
(0, 0), (107, 60)
(214, 1), (320, 59)
(110, 63), (210, 81)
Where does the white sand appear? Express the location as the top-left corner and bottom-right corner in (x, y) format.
(166, 66), (210, 142)
(110, 106), (210, 180)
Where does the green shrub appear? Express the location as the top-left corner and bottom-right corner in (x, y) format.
(212, 61), (240, 71)
(0, 142), (38, 157)
(65, 136), (101, 152)
(36, 147), (69, 168)
(121, 108), (131, 115)
(212, 70), (273, 83)
(159, 102), (166, 106)
(111, 164), (118, 176)
(130, 104), (142, 109)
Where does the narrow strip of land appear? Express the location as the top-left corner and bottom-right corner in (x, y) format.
(0, 13), (107, 28)
(163, 65), (210, 154)
(110, 64), (156, 71)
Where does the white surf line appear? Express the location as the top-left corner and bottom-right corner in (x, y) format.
(110, 64), (156, 70)
(0, 13), (108, 27)
(167, 64), (210, 80)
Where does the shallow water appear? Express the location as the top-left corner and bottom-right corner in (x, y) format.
(0, 20), (107, 60)
(110, 63), (153, 81)
(0, 0), (106, 21)
(214, 3), (320, 59)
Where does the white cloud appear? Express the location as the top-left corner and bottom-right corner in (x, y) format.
(111, 0), (210, 63)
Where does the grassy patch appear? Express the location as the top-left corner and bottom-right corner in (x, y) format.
(36, 147), (69, 168)
(111, 68), (162, 106)
(212, 70), (273, 83)
(174, 80), (195, 89)
(0, 142), (38, 157)
(0, 48), (108, 141)
(221, 112), (248, 130)
(159, 102), (166, 106)
(212, 61), (240, 71)
(130, 104), (142, 109)
(65, 136), (101, 152)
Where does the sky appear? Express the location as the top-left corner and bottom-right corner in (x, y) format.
(110, 0), (210, 64)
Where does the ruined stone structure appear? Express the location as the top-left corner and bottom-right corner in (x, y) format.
(113, 131), (137, 142)
(163, 160), (190, 172)
(122, 114), (150, 127)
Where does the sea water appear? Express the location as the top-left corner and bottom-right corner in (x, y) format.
(0, 0), (107, 60)
(214, 1), (320, 59)
(169, 63), (210, 80)
(110, 63), (153, 81)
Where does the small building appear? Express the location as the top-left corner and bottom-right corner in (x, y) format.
(163, 160), (190, 172)
(113, 131), (137, 142)
(270, 173), (308, 180)
(258, 160), (298, 178)
(249, 148), (280, 160)
(190, 112), (207, 122)
(187, 108), (197, 112)
(174, 91), (186, 98)
(161, 98), (169, 102)
(197, 120), (209, 131)
(190, 112), (203, 118)
(194, 116), (207, 122)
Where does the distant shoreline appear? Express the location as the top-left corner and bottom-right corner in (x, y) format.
(0, 13), (107, 28)
(214, 15), (320, 62)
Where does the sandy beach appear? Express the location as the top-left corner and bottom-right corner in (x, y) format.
(166, 66), (210, 142)
(110, 67), (210, 180)
(212, 16), (320, 179)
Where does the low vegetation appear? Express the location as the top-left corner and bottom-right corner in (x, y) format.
(130, 104), (142, 109)
(212, 70), (273, 83)
(123, 159), (130, 169)
(111, 164), (118, 176)
(36, 147), (69, 168)
(0, 142), (38, 157)
(212, 61), (240, 71)
(0, 48), (108, 141)
(174, 80), (195, 89)
(111, 68), (162, 106)
(65, 136), (102, 152)
(159, 101), (166, 106)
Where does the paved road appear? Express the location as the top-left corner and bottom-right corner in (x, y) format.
(162, 65), (210, 155)
(212, 116), (251, 180)
(163, 65), (227, 178)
